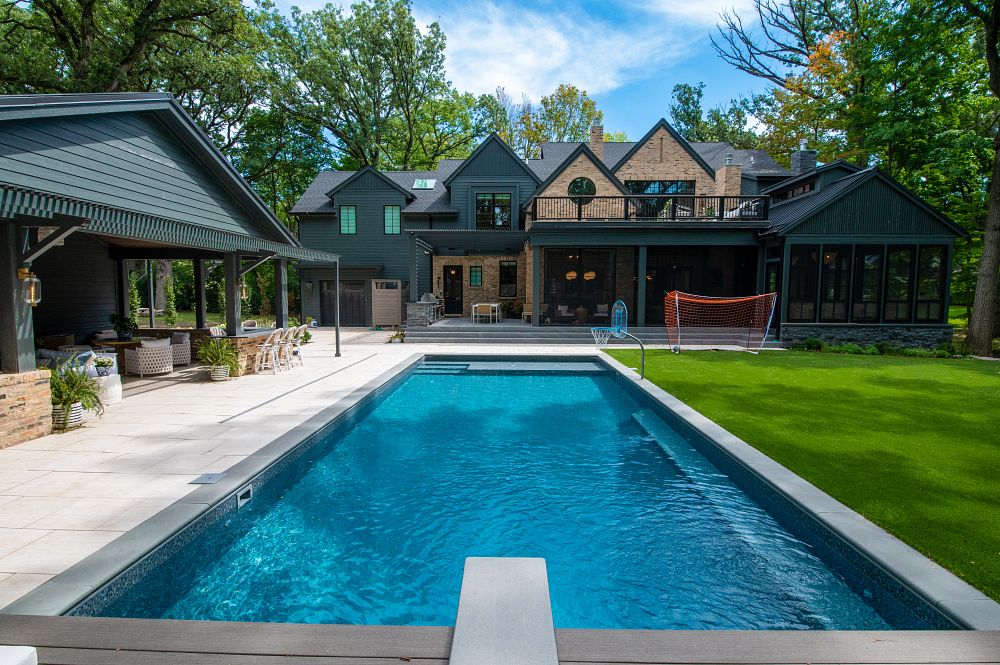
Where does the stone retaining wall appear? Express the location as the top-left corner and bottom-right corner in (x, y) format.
(780, 325), (953, 348)
(0, 370), (52, 448)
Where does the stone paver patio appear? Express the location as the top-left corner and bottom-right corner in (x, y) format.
(0, 331), (601, 609)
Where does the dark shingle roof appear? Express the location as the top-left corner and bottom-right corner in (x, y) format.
(292, 160), (461, 215)
(528, 138), (788, 181)
(766, 168), (876, 234)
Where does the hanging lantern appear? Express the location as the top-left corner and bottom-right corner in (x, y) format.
(565, 270), (578, 280)
(18, 268), (41, 306)
(583, 270), (597, 281)
(240, 280), (249, 300)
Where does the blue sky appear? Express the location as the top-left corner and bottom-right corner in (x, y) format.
(270, 0), (771, 139)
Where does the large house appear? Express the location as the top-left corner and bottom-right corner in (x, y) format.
(293, 119), (964, 346)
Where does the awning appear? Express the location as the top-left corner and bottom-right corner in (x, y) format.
(0, 184), (339, 263)
(411, 229), (529, 253)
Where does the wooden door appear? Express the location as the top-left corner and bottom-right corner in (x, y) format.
(443, 266), (463, 315)
(321, 280), (367, 327)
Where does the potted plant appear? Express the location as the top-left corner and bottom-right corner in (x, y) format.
(94, 357), (115, 377)
(388, 330), (405, 344)
(197, 337), (239, 381)
(50, 358), (104, 430)
(109, 313), (138, 341)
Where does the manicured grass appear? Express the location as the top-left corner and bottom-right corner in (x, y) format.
(606, 349), (1000, 601)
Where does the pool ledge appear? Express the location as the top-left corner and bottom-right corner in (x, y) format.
(1, 353), (426, 617)
(598, 352), (1000, 630)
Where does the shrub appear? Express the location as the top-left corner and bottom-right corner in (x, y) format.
(163, 274), (177, 326)
(50, 358), (104, 427)
(794, 337), (826, 351)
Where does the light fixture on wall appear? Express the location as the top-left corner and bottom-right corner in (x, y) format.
(18, 267), (41, 306)
(240, 279), (249, 300)
(565, 270), (578, 280)
(304, 281), (314, 296)
(583, 271), (596, 281)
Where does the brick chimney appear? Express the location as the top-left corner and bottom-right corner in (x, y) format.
(790, 139), (817, 176)
(589, 124), (604, 161)
(715, 152), (743, 197)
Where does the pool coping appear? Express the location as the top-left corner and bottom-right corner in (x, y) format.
(596, 352), (1000, 630)
(4, 350), (999, 632)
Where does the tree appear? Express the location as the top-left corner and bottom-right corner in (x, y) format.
(669, 83), (760, 148)
(605, 131), (630, 142)
(478, 87), (535, 157)
(521, 84), (602, 156)
(272, 0), (451, 169)
(163, 274), (177, 327)
(960, 0), (1000, 354)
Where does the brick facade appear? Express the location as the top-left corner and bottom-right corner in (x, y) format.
(714, 164), (743, 197)
(614, 126), (717, 195)
(0, 370), (52, 448)
(432, 251), (528, 317)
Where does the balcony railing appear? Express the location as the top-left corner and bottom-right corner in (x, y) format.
(530, 195), (770, 222)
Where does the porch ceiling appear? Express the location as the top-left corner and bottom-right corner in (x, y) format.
(410, 229), (529, 254)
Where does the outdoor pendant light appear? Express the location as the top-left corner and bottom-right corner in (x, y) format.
(18, 267), (41, 306)
(240, 280), (249, 300)
(565, 270), (578, 280)
(583, 271), (597, 281)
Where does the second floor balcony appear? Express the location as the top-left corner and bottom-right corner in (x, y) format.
(530, 195), (770, 223)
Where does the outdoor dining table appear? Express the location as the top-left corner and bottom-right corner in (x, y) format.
(473, 302), (502, 323)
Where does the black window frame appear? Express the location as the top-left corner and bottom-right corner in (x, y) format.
(819, 244), (852, 323)
(499, 260), (517, 298)
(624, 180), (696, 195)
(915, 245), (947, 323)
(475, 193), (512, 230)
(469, 265), (483, 287)
(339, 205), (357, 235)
(851, 245), (884, 323)
(786, 244), (820, 323)
(383, 205), (401, 235)
(884, 245), (916, 323)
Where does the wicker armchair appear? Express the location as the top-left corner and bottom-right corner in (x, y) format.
(124, 345), (174, 377)
(171, 340), (191, 366)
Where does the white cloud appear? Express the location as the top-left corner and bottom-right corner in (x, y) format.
(638, 0), (758, 25)
(421, 1), (699, 101)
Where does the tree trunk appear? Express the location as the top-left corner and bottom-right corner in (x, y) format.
(154, 260), (172, 310)
(966, 127), (1000, 355)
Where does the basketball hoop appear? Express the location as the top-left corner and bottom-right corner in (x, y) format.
(591, 328), (613, 347)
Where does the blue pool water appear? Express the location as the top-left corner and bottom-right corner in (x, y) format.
(90, 361), (933, 629)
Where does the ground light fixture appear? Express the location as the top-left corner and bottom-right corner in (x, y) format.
(18, 267), (41, 306)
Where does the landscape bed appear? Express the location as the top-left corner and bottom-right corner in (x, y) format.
(5, 355), (997, 631)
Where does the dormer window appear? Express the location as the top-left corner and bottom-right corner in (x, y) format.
(782, 181), (815, 200)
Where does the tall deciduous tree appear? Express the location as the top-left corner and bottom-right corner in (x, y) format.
(522, 84), (602, 155)
(960, 0), (1000, 354)
(478, 87), (535, 157)
(669, 82), (760, 148)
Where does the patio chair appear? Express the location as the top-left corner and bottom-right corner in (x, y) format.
(472, 303), (496, 324)
(170, 332), (191, 366)
(593, 304), (610, 321)
(243, 320), (258, 330)
(255, 328), (283, 375)
(209, 326), (226, 337)
(124, 341), (174, 377)
(521, 303), (532, 323)
(291, 325), (307, 366)
(276, 327), (298, 370)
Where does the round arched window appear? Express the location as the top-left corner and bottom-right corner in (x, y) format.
(568, 177), (596, 202)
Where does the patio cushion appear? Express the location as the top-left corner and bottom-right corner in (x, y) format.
(171, 332), (190, 345)
(141, 338), (171, 348)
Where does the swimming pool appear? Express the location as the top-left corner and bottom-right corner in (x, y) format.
(74, 358), (952, 629)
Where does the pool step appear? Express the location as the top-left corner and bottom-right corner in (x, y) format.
(413, 361), (471, 375)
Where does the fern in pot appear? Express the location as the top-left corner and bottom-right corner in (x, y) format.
(50, 358), (104, 430)
(198, 338), (239, 381)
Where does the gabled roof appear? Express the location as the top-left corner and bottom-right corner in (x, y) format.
(766, 167), (967, 237)
(690, 142), (789, 177)
(293, 160), (462, 216)
(0, 92), (300, 248)
(443, 133), (540, 186)
(761, 159), (860, 195)
(609, 118), (716, 177)
(531, 142), (629, 197)
(324, 166), (416, 201)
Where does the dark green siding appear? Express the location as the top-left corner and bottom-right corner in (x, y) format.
(790, 179), (955, 237)
(339, 170), (394, 192)
(447, 139), (539, 229)
(32, 233), (117, 340)
(0, 112), (274, 239)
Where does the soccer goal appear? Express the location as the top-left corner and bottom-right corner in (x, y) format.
(664, 291), (777, 354)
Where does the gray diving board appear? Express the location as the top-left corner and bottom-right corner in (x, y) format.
(449, 557), (558, 665)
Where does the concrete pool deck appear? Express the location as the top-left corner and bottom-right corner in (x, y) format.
(0, 331), (601, 609)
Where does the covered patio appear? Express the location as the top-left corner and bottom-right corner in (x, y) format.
(0, 93), (340, 447)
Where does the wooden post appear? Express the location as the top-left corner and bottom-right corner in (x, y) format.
(531, 245), (541, 326)
(274, 259), (288, 329)
(636, 245), (647, 327)
(0, 224), (36, 373)
(115, 258), (129, 320)
(224, 252), (242, 336)
(193, 259), (207, 329)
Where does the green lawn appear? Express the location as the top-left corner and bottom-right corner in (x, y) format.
(606, 349), (1000, 601)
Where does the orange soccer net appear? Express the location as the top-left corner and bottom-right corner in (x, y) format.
(664, 291), (777, 354)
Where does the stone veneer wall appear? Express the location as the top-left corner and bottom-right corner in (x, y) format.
(432, 252), (527, 317)
(780, 325), (953, 349)
(0, 370), (52, 449)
